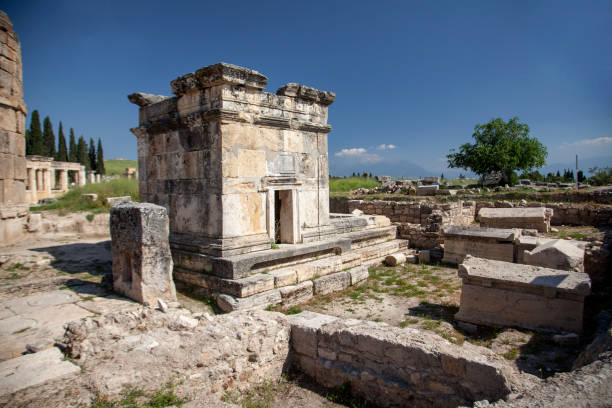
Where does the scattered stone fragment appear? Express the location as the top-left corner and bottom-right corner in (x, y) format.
(523, 239), (585, 272)
(384, 252), (406, 266)
(168, 315), (198, 331)
(157, 299), (168, 313)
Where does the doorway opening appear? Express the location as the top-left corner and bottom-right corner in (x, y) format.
(274, 190), (295, 244)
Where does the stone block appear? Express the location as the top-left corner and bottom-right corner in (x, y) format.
(280, 280), (313, 306)
(456, 255), (591, 332)
(270, 268), (298, 287)
(441, 226), (518, 265)
(313, 271), (350, 295)
(105, 196), (132, 206)
(417, 184), (439, 195)
(110, 203), (176, 306)
(523, 239), (585, 272)
(479, 207), (553, 233)
(348, 266), (369, 285)
(216, 290), (282, 313)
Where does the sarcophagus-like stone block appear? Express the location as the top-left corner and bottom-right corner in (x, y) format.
(110, 203), (176, 305)
(478, 207), (553, 233)
(441, 226), (519, 264)
(456, 255), (590, 333)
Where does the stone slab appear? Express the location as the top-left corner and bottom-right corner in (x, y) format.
(313, 271), (350, 295)
(458, 255), (591, 295)
(279, 280), (313, 307)
(210, 238), (352, 279)
(216, 290), (282, 313)
(441, 225), (519, 241)
(457, 255), (591, 332)
(523, 239), (585, 272)
(0, 347), (80, 397)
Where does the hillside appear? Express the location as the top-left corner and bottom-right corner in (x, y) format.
(105, 159), (138, 176)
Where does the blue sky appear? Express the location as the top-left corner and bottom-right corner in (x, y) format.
(3, 0), (611, 177)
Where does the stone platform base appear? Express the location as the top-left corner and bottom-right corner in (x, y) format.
(174, 225), (410, 312)
(456, 255), (591, 333)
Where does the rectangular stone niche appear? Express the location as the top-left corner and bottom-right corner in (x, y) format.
(455, 255), (591, 333)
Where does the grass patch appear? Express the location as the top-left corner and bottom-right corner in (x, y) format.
(502, 349), (520, 360)
(329, 177), (381, 192)
(31, 178), (138, 213)
(90, 382), (185, 407)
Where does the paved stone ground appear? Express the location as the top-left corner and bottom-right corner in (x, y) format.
(0, 236), (142, 398)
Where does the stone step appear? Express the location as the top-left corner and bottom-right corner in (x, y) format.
(355, 239), (409, 261)
(216, 264), (371, 312)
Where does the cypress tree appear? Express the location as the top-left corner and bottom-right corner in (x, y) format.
(29, 110), (43, 155)
(88, 138), (97, 172)
(77, 136), (89, 169)
(56, 122), (68, 161)
(68, 129), (77, 162)
(42, 116), (55, 157)
(96, 138), (105, 175)
(25, 129), (31, 155)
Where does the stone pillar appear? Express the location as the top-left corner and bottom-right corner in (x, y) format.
(87, 171), (95, 184)
(59, 170), (68, 191)
(26, 167), (36, 203)
(44, 169), (52, 194)
(36, 169), (43, 191)
(79, 167), (86, 186)
(95, 174), (100, 183)
(110, 203), (176, 305)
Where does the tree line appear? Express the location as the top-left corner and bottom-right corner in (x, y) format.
(25, 110), (106, 175)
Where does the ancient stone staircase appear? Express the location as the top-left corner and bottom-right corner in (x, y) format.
(174, 225), (410, 312)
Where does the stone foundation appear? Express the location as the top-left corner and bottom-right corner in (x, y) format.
(289, 311), (514, 407)
(456, 256), (591, 333)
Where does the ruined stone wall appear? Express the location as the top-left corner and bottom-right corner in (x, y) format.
(130, 63), (334, 256)
(398, 223), (443, 249)
(475, 201), (612, 226)
(341, 199), (475, 226)
(289, 311), (514, 407)
(0, 11), (26, 207)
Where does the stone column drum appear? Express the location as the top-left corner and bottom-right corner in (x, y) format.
(110, 202), (177, 305)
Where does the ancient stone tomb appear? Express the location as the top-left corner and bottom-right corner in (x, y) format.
(128, 63), (409, 311)
(129, 62), (335, 257)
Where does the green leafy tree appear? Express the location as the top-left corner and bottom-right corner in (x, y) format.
(577, 170), (585, 183)
(77, 136), (89, 169)
(96, 138), (105, 175)
(56, 122), (68, 161)
(88, 138), (97, 172)
(42, 116), (55, 157)
(68, 128), (77, 162)
(588, 167), (612, 186)
(28, 110), (43, 155)
(447, 117), (547, 186)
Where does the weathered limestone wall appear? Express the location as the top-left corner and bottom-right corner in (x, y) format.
(339, 199), (475, 226)
(332, 197), (612, 227)
(130, 63), (335, 257)
(0, 11), (26, 207)
(397, 224), (442, 249)
(0, 11), (28, 245)
(289, 311), (514, 407)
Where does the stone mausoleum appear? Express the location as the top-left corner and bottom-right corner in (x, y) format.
(129, 63), (407, 311)
(129, 63), (335, 257)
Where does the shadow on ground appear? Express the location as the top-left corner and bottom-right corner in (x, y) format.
(31, 241), (112, 276)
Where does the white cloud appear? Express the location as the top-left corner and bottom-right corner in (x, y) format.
(335, 147), (367, 157)
(334, 147), (383, 164)
(561, 137), (612, 148)
(376, 144), (397, 150)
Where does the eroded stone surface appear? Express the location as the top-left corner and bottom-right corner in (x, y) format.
(457, 256), (591, 332)
(110, 203), (176, 305)
(479, 207), (553, 233)
(523, 239), (585, 272)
